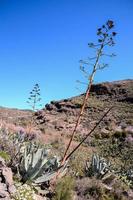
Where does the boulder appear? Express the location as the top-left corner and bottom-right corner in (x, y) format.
(0, 157), (16, 199)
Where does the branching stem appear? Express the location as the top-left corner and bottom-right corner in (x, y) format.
(61, 38), (105, 165)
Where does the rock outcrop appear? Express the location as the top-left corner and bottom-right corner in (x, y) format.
(0, 157), (16, 199)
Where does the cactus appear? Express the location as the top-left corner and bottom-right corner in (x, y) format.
(86, 154), (111, 179)
(19, 142), (67, 184)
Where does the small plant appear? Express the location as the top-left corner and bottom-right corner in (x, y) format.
(12, 183), (36, 200)
(75, 177), (106, 200)
(69, 150), (89, 177)
(86, 154), (111, 179)
(118, 170), (133, 187)
(75, 177), (130, 200)
(98, 137), (133, 175)
(113, 131), (127, 138)
(53, 176), (75, 200)
(126, 169), (133, 182)
(0, 128), (34, 167)
(0, 151), (11, 162)
(119, 174), (132, 187)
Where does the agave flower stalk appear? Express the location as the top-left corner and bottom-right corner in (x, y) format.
(61, 20), (117, 166)
(26, 83), (42, 133)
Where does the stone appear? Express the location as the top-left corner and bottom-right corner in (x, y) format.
(2, 167), (16, 194)
(125, 126), (133, 134)
(0, 156), (16, 199)
(101, 128), (110, 138)
(0, 183), (10, 199)
(35, 194), (47, 200)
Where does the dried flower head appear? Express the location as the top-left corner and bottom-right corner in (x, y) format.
(106, 20), (114, 29)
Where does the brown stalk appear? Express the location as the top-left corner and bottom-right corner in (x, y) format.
(54, 20), (116, 180)
(65, 106), (113, 160)
(61, 41), (105, 165)
(51, 106), (113, 182)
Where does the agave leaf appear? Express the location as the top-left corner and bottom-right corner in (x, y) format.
(20, 142), (67, 184)
(34, 170), (57, 184)
(27, 157), (48, 181)
(32, 148), (44, 168)
(34, 161), (68, 184)
(24, 153), (32, 172)
(86, 154), (110, 179)
(33, 157), (58, 180)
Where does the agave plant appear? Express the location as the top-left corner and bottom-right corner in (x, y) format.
(86, 154), (111, 179)
(19, 142), (67, 184)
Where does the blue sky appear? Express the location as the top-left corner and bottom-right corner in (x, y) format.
(0, 0), (132, 109)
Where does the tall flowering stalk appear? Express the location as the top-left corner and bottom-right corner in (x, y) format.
(27, 83), (42, 112)
(61, 20), (117, 165)
(26, 83), (42, 133)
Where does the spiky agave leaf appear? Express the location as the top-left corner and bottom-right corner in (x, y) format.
(20, 143), (49, 182)
(86, 154), (111, 179)
(34, 157), (68, 184)
(19, 142), (67, 184)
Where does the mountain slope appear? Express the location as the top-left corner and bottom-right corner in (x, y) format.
(0, 79), (132, 141)
(36, 79), (133, 140)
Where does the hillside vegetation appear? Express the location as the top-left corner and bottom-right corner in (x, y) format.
(0, 79), (133, 199)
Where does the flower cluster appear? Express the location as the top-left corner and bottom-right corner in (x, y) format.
(96, 20), (117, 46)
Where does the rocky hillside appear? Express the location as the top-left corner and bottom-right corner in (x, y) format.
(35, 79), (133, 140)
(0, 79), (133, 200)
(0, 79), (133, 141)
(0, 107), (31, 125)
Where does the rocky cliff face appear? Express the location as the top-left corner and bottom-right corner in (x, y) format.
(90, 79), (133, 103)
(35, 79), (133, 140)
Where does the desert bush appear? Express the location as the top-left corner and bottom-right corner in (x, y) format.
(69, 150), (89, 177)
(0, 151), (11, 162)
(109, 180), (130, 200)
(97, 136), (133, 187)
(0, 127), (36, 167)
(113, 131), (127, 139)
(12, 183), (36, 200)
(53, 176), (75, 200)
(75, 177), (130, 200)
(75, 177), (105, 200)
(99, 137), (133, 171)
(0, 128), (21, 164)
(118, 169), (133, 187)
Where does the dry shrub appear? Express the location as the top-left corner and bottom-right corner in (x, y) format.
(53, 176), (75, 200)
(75, 177), (130, 200)
(75, 177), (103, 200)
